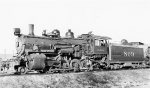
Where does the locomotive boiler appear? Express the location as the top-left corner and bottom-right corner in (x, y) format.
(13, 24), (150, 74)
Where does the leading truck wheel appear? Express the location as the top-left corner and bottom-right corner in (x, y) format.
(18, 66), (27, 74)
(70, 59), (81, 72)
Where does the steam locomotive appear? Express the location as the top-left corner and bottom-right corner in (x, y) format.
(13, 24), (150, 74)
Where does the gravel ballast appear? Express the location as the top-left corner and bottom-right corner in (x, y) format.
(0, 69), (150, 88)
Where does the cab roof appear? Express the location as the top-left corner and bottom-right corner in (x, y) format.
(92, 35), (112, 40)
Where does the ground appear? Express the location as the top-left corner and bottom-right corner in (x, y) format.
(0, 69), (150, 88)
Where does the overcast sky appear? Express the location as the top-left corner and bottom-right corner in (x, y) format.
(0, 0), (150, 54)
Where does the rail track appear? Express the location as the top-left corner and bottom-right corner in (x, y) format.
(0, 67), (150, 78)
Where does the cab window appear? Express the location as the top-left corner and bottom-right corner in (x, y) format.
(95, 39), (105, 46)
(95, 39), (99, 46)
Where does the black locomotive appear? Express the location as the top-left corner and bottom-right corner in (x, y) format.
(13, 24), (150, 74)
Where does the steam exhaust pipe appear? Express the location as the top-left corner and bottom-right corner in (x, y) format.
(29, 24), (34, 36)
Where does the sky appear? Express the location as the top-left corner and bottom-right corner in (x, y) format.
(0, 0), (150, 54)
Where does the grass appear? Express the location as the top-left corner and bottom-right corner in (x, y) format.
(75, 72), (116, 88)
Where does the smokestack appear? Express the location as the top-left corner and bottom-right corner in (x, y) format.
(29, 24), (34, 36)
(14, 28), (21, 36)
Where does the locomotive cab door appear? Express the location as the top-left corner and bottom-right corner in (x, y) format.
(93, 39), (108, 54)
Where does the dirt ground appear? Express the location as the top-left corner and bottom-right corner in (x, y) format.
(0, 69), (150, 88)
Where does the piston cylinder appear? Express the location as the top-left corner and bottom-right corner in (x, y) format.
(27, 54), (46, 70)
